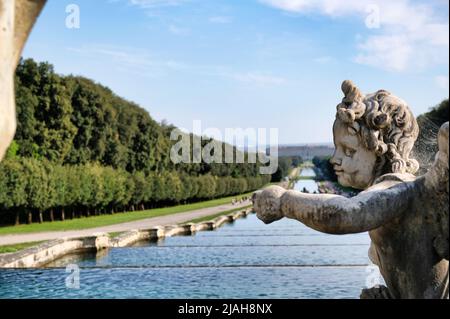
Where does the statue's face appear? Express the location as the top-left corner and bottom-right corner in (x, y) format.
(330, 119), (377, 189)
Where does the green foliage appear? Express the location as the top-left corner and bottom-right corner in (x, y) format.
(271, 156), (303, 182)
(5, 141), (20, 159)
(0, 58), (271, 225)
(0, 193), (254, 236)
(15, 60), (77, 163)
(417, 99), (449, 128)
(414, 99), (449, 174)
(0, 241), (45, 254)
(0, 159), (27, 209)
(0, 160), (270, 224)
(13, 58), (267, 178)
(186, 205), (252, 224)
(313, 156), (337, 182)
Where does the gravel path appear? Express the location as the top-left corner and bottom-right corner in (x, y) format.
(0, 201), (252, 246)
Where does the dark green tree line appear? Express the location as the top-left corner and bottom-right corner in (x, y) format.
(0, 158), (270, 224)
(0, 58), (272, 225)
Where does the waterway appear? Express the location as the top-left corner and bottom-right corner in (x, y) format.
(0, 168), (373, 299)
(293, 167), (319, 193)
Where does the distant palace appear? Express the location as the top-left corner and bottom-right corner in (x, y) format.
(275, 144), (335, 160)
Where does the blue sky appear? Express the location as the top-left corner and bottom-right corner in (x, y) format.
(23, 0), (449, 145)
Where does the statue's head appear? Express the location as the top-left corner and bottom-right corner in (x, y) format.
(330, 80), (419, 189)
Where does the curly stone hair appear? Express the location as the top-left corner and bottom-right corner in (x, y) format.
(336, 80), (419, 177)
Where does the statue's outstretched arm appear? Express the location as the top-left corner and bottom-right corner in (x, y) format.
(253, 179), (417, 235)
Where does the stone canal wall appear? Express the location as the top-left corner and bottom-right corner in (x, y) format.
(0, 209), (253, 268)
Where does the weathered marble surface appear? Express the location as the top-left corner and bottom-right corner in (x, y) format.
(0, 0), (46, 160)
(253, 81), (449, 299)
(0, 233), (110, 268)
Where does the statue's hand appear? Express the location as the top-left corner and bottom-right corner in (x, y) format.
(252, 186), (286, 224)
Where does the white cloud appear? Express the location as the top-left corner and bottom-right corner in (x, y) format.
(68, 45), (154, 68)
(260, 0), (367, 16)
(67, 45), (191, 78)
(259, 0), (449, 72)
(68, 44), (287, 86)
(313, 56), (333, 64)
(209, 16), (233, 24)
(168, 25), (190, 36)
(231, 72), (287, 86)
(355, 34), (413, 71)
(127, 0), (189, 8)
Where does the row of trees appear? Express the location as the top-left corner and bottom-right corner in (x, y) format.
(0, 158), (270, 225)
(0, 58), (283, 225)
(414, 99), (449, 175)
(13, 58), (267, 178)
(270, 156), (303, 182)
(312, 156), (337, 182)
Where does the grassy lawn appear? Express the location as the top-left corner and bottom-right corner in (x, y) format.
(0, 205), (254, 254)
(186, 205), (252, 224)
(0, 241), (45, 254)
(0, 193), (254, 236)
(108, 232), (124, 238)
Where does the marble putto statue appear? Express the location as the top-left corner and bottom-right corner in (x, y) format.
(253, 80), (449, 299)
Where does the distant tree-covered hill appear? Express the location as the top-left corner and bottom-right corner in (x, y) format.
(0, 58), (271, 225)
(14, 59), (170, 172)
(413, 99), (449, 174)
